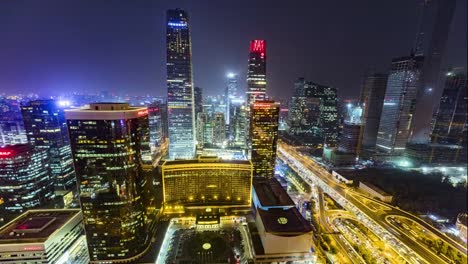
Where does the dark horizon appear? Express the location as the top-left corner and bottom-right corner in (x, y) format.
(0, 0), (466, 100)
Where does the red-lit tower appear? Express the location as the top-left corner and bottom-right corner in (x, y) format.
(246, 40), (267, 106)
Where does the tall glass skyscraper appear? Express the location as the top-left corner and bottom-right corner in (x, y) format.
(376, 55), (424, 154)
(250, 101), (279, 178)
(166, 9), (195, 160)
(65, 103), (152, 262)
(225, 73), (238, 125)
(359, 73), (388, 150)
(246, 40), (267, 106)
(431, 69), (467, 146)
(21, 99), (76, 190)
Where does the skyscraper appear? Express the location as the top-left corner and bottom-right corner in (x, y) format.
(411, 0), (457, 142)
(225, 73), (238, 125)
(0, 98), (27, 146)
(0, 144), (54, 213)
(148, 102), (164, 149)
(250, 101), (280, 178)
(359, 73), (388, 150)
(65, 103), (152, 262)
(430, 68), (467, 161)
(376, 55), (424, 154)
(212, 112), (226, 146)
(21, 99), (76, 190)
(246, 40), (267, 105)
(166, 9), (195, 160)
(319, 86), (340, 147)
(194, 86), (203, 120)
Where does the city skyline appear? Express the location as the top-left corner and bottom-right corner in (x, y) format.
(0, 0), (466, 101)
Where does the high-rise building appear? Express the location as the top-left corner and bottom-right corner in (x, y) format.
(338, 105), (363, 154)
(376, 55), (424, 154)
(166, 9), (195, 160)
(194, 86), (203, 120)
(229, 98), (247, 147)
(411, 0), (457, 142)
(0, 144), (54, 213)
(161, 156), (253, 215)
(287, 78), (339, 147)
(0, 98), (27, 146)
(246, 40), (267, 105)
(429, 69), (467, 162)
(250, 101), (280, 178)
(148, 102), (164, 150)
(359, 73), (388, 150)
(212, 112), (226, 146)
(225, 73), (238, 125)
(65, 103), (152, 263)
(196, 112), (208, 148)
(21, 100), (76, 191)
(0, 209), (89, 264)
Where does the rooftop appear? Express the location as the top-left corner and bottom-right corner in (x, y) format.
(257, 207), (313, 236)
(0, 209), (80, 244)
(253, 178), (295, 208)
(163, 156), (251, 166)
(360, 181), (391, 196)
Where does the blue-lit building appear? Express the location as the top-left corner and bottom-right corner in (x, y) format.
(21, 99), (76, 190)
(166, 9), (195, 160)
(0, 144), (54, 213)
(0, 98), (27, 146)
(225, 73), (238, 125)
(376, 55), (424, 154)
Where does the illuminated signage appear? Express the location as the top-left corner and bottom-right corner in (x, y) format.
(23, 246), (44, 251)
(0, 151), (12, 157)
(137, 110), (148, 117)
(250, 39), (266, 53)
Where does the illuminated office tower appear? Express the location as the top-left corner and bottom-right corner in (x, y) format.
(225, 73), (238, 125)
(196, 112), (208, 147)
(0, 144), (54, 213)
(148, 102), (164, 149)
(166, 9), (195, 159)
(250, 101), (280, 178)
(318, 85), (339, 147)
(430, 69), (467, 162)
(21, 99), (76, 190)
(376, 55), (424, 154)
(359, 74), (388, 150)
(246, 40), (267, 105)
(0, 98), (27, 146)
(212, 112), (226, 147)
(161, 156), (253, 215)
(65, 103), (151, 263)
(194, 86), (203, 119)
(229, 98), (246, 146)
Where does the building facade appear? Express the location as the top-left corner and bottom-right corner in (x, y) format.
(212, 112), (225, 147)
(359, 73), (388, 150)
(166, 9), (195, 159)
(376, 55), (424, 154)
(0, 98), (27, 146)
(65, 103), (152, 263)
(246, 40), (267, 105)
(161, 156), (253, 215)
(21, 99), (76, 190)
(225, 73), (238, 125)
(0, 144), (54, 213)
(0, 209), (89, 264)
(194, 86), (203, 120)
(250, 101), (280, 178)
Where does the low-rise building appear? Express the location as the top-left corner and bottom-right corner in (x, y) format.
(359, 181), (393, 203)
(331, 170), (354, 184)
(161, 156), (253, 215)
(251, 178), (315, 263)
(0, 209), (89, 264)
(456, 213), (467, 242)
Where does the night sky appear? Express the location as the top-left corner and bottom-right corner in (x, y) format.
(0, 0), (466, 100)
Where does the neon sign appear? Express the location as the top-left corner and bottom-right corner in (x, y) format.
(0, 151), (12, 157)
(137, 110), (148, 117)
(250, 40), (266, 53)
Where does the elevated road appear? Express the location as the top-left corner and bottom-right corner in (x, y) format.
(278, 142), (467, 264)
